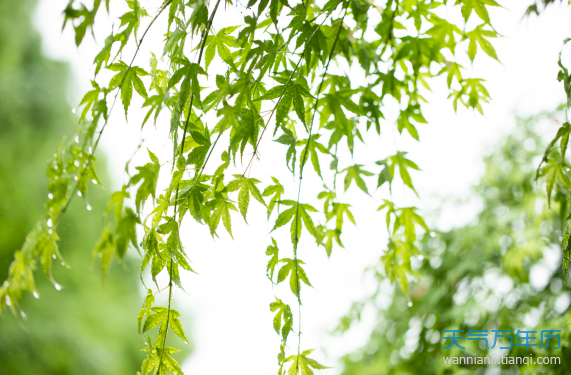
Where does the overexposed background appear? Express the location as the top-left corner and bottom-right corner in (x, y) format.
(33, 1), (571, 373)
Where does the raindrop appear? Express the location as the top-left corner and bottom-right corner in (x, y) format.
(75, 136), (79, 143)
(54, 283), (62, 291)
(71, 108), (76, 114)
(86, 205), (92, 211)
(6, 298), (11, 307)
(52, 255), (56, 259)
(91, 179), (97, 185)
(21, 311), (27, 319)
(74, 160), (80, 167)
(33, 291), (39, 299)
(47, 218), (53, 228)
(61, 262), (65, 266)
(88, 146), (93, 154)
(48, 193), (54, 199)
(78, 191), (82, 197)
(408, 302), (413, 307)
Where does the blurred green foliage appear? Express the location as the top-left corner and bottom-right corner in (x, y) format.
(0, 0), (145, 373)
(340, 113), (571, 374)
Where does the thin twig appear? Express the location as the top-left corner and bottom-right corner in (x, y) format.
(291, 4), (347, 371)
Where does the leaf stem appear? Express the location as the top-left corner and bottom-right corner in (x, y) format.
(291, 4), (347, 372)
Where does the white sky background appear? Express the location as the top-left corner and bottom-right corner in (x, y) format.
(33, 1), (571, 374)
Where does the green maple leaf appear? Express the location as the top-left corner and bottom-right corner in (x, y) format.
(377, 151), (421, 194)
(540, 158), (571, 206)
(130, 150), (161, 214)
(342, 164), (374, 194)
(169, 57), (206, 107)
(396, 104), (426, 141)
(315, 225), (343, 258)
(270, 298), (293, 341)
(285, 349), (331, 375)
(204, 26), (240, 69)
(138, 289), (155, 333)
(276, 258), (312, 298)
(204, 193), (238, 238)
(459, 0), (501, 24)
(169, 309), (189, 344)
(275, 128), (298, 172)
(142, 306), (167, 333)
(394, 207), (429, 244)
(272, 200), (318, 243)
(326, 203), (355, 232)
(256, 81), (312, 128)
(225, 174), (267, 223)
(62, 0), (102, 46)
(298, 135), (329, 178)
(465, 24), (499, 62)
(107, 61), (149, 117)
(263, 177), (285, 217)
(266, 238), (280, 281)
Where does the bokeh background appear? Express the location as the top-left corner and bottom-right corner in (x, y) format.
(2, 0), (571, 374)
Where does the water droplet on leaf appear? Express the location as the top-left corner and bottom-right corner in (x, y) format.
(408, 302), (413, 307)
(54, 283), (62, 291)
(33, 291), (39, 299)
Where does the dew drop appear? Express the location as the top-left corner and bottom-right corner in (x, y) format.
(48, 229), (53, 234)
(78, 192), (82, 197)
(86, 205), (92, 211)
(61, 262), (65, 266)
(47, 218), (53, 228)
(72, 108), (76, 114)
(74, 176), (78, 181)
(48, 193), (54, 199)
(88, 146), (93, 154)
(91, 179), (97, 185)
(408, 302), (413, 307)
(6, 298), (11, 307)
(75, 135), (79, 143)
(74, 160), (80, 167)
(54, 283), (62, 291)
(52, 255), (56, 259)
(21, 311), (27, 319)
(33, 291), (40, 299)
